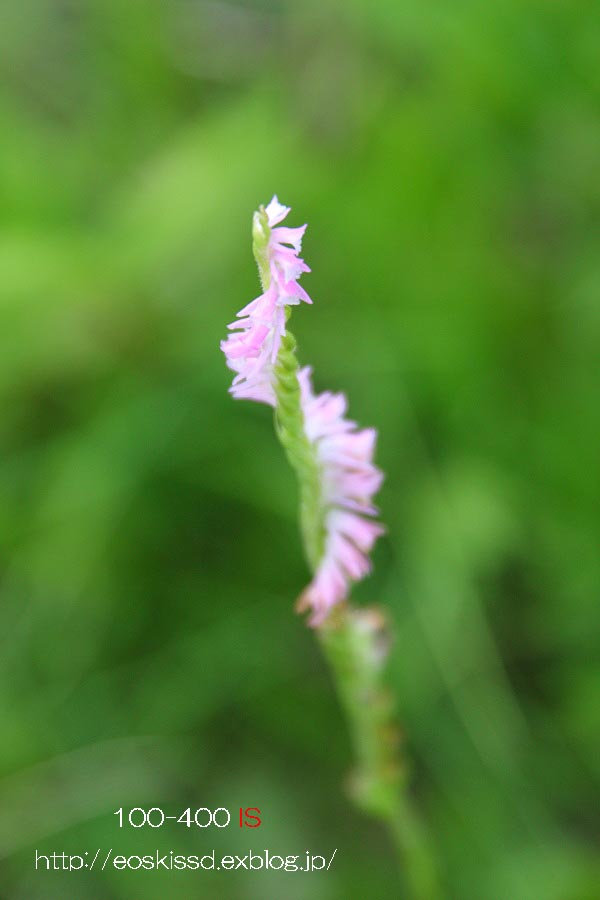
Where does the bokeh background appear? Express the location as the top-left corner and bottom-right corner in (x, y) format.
(1, 1), (599, 897)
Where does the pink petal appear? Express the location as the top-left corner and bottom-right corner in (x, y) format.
(265, 195), (290, 226)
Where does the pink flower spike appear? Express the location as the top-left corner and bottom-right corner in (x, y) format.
(221, 198), (384, 627)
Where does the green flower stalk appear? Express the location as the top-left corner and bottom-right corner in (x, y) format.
(221, 196), (440, 898)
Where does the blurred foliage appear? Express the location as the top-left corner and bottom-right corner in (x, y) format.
(0, 0), (599, 897)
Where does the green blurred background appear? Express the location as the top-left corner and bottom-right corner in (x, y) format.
(1, 1), (599, 897)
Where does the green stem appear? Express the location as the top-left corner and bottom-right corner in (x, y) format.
(273, 327), (325, 571)
(318, 607), (441, 900)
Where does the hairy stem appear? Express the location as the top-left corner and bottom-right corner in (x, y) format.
(318, 608), (441, 899)
(273, 328), (325, 570)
